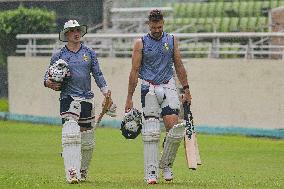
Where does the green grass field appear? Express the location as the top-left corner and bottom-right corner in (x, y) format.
(0, 98), (8, 112)
(0, 120), (283, 189)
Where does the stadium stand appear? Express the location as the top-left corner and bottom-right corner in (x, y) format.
(165, 1), (284, 33)
(15, 0), (284, 59)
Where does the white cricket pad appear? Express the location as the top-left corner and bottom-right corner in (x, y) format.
(62, 120), (81, 182)
(144, 86), (160, 118)
(142, 118), (160, 181)
(81, 129), (95, 172)
(159, 122), (185, 169)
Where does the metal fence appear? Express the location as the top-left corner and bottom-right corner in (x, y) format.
(16, 32), (284, 59)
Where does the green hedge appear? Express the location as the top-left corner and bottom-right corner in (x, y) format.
(0, 6), (56, 64)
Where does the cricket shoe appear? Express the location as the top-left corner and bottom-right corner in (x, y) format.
(163, 167), (173, 181)
(146, 165), (158, 184)
(80, 169), (88, 181)
(67, 168), (79, 184)
(146, 175), (157, 185)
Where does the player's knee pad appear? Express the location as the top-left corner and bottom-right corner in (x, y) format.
(159, 122), (185, 169)
(81, 129), (95, 171)
(142, 118), (161, 180)
(161, 78), (180, 111)
(62, 119), (81, 181)
(167, 122), (185, 139)
(142, 118), (161, 142)
(143, 87), (160, 118)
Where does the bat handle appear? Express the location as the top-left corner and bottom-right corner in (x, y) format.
(183, 101), (190, 120)
(183, 101), (194, 139)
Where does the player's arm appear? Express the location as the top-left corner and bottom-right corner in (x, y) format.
(125, 38), (143, 112)
(90, 51), (109, 95)
(173, 36), (191, 103)
(90, 51), (116, 115)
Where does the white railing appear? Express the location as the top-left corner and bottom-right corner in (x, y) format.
(16, 32), (284, 59)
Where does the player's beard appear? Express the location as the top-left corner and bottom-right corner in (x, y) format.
(152, 31), (163, 40)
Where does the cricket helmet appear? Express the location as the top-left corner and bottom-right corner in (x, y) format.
(48, 59), (70, 83)
(120, 108), (142, 139)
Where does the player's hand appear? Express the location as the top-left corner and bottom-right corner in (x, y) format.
(103, 90), (111, 98)
(125, 98), (133, 113)
(181, 89), (192, 104)
(45, 77), (61, 91)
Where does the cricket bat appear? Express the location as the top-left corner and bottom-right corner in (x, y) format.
(183, 102), (201, 169)
(195, 133), (202, 165)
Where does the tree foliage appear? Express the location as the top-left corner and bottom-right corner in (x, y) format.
(0, 6), (56, 63)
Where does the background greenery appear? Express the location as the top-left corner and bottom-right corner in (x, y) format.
(0, 120), (283, 189)
(0, 6), (56, 65)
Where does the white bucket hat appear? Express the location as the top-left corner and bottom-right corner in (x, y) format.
(59, 20), (87, 42)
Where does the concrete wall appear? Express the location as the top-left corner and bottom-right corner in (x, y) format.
(188, 59), (284, 129)
(7, 57), (141, 120)
(7, 57), (284, 129)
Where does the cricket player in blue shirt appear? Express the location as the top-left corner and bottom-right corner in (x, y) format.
(44, 20), (114, 184)
(125, 10), (192, 184)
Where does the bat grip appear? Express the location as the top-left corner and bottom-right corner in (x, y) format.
(183, 101), (190, 120)
(183, 101), (194, 139)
